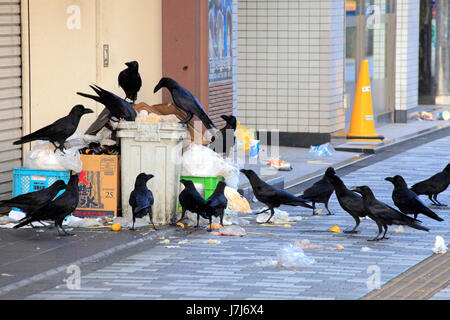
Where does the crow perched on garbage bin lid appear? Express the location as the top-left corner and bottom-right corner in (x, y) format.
(118, 61), (142, 105)
(0, 180), (67, 228)
(325, 168), (366, 234)
(129, 173), (156, 231)
(77, 84), (137, 122)
(385, 175), (444, 222)
(300, 167), (335, 216)
(178, 179), (209, 228)
(210, 115), (237, 156)
(410, 163), (450, 207)
(14, 174), (80, 237)
(13, 105), (93, 153)
(153, 77), (216, 130)
(352, 185), (429, 241)
(204, 181), (228, 232)
(240, 169), (313, 223)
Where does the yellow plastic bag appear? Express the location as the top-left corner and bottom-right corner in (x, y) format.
(236, 121), (255, 151)
(224, 187), (252, 213)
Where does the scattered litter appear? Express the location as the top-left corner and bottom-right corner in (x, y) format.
(247, 232), (274, 236)
(268, 158), (293, 171)
(410, 111), (433, 121)
(308, 143), (335, 157)
(260, 224), (292, 228)
(178, 239), (189, 245)
(110, 223), (121, 232)
(293, 239), (323, 250)
(176, 222), (185, 229)
(256, 208), (303, 224)
(217, 225), (246, 237)
(136, 110), (179, 123)
(1, 273), (13, 277)
(394, 226), (404, 233)
(236, 122), (256, 152)
(316, 209), (323, 215)
(330, 225), (341, 233)
(255, 243), (315, 269)
(205, 239), (221, 244)
(223, 214), (250, 226)
(307, 161), (333, 165)
(8, 210), (25, 222)
(437, 111), (450, 121)
(63, 216), (103, 228)
(327, 245), (345, 251)
(224, 187), (252, 213)
(210, 223), (223, 231)
(361, 247), (372, 252)
(433, 236), (447, 254)
(165, 245), (180, 249)
(159, 239), (170, 244)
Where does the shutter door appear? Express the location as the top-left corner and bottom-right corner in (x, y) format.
(0, 1), (22, 202)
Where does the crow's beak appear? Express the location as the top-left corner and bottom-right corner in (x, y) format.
(154, 83), (162, 94)
(385, 177), (394, 183)
(83, 108), (94, 114)
(221, 115), (230, 122)
(125, 62), (132, 67)
(351, 186), (362, 194)
(146, 174), (154, 181)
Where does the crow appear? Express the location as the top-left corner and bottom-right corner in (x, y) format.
(178, 179), (208, 228)
(153, 77), (216, 130)
(385, 175), (444, 222)
(118, 61), (142, 104)
(204, 181), (228, 231)
(14, 174), (80, 236)
(13, 105), (93, 153)
(0, 180), (67, 228)
(210, 115), (237, 156)
(300, 167), (335, 215)
(240, 169), (313, 223)
(352, 186), (429, 241)
(77, 84), (137, 122)
(411, 163), (450, 206)
(325, 168), (367, 234)
(129, 173), (156, 231)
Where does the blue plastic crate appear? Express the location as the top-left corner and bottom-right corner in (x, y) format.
(13, 168), (71, 201)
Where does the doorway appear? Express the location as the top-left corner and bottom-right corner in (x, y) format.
(345, 0), (396, 129)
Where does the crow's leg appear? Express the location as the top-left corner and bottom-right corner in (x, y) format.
(149, 214), (157, 231)
(428, 194), (440, 206)
(255, 208), (271, 215)
(325, 202), (334, 215)
(130, 216), (136, 231)
(219, 209), (224, 227)
(56, 220), (73, 237)
(180, 112), (194, 125)
(414, 213), (418, 220)
(177, 209), (186, 224)
(368, 223), (383, 241)
(344, 216), (360, 234)
(311, 202), (317, 215)
(196, 213), (200, 228)
(208, 216), (212, 232)
(265, 208), (275, 223)
(433, 194), (447, 207)
(380, 225), (389, 240)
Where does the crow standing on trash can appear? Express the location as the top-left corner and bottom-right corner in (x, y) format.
(153, 77), (216, 130)
(0, 180), (67, 228)
(385, 175), (444, 222)
(118, 61), (142, 105)
(325, 168), (367, 234)
(410, 163), (450, 207)
(129, 173), (156, 231)
(204, 181), (228, 231)
(300, 167), (335, 216)
(13, 105), (93, 153)
(240, 169), (313, 223)
(77, 84), (137, 122)
(178, 179), (209, 228)
(210, 115), (237, 156)
(14, 174), (80, 237)
(352, 186), (429, 241)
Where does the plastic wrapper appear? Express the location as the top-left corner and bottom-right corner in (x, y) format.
(217, 225), (246, 237)
(255, 243), (315, 269)
(308, 143), (335, 157)
(182, 144), (240, 189)
(136, 110), (179, 123)
(433, 236), (447, 254)
(256, 208), (303, 224)
(236, 122), (256, 151)
(224, 187), (252, 213)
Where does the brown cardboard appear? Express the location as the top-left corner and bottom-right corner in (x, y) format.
(74, 154), (120, 218)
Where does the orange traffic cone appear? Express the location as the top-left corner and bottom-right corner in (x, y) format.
(347, 60), (384, 141)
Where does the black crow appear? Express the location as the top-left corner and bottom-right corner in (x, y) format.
(411, 163), (450, 206)
(240, 169), (313, 223)
(325, 168), (366, 233)
(178, 179), (208, 228)
(204, 181), (228, 231)
(77, 84), (137, 122)
(385, 175), (444, 221)
(129, 173), (156, 231)
(352, 186), (429, 241)
(14, 174), (80, 236)
(300, 167), (335, 215)
(118, 61), (142, 104)
(0, 180), (67, 227)
(13, 105), (93, 153)
(153, 77), (216, 129)
(210, 115), (237, 156)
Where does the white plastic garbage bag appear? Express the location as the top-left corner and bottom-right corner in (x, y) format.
(25, 141), (83, 172)
(254, 243), (315, 269)
(433, 236), (447, 254)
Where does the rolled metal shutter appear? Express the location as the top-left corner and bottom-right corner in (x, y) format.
(0, 1), (22, 202)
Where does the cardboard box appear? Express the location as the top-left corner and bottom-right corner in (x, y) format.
(74, 154), (120, 218)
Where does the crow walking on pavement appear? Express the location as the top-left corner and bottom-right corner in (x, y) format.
(240, 169), (313, 223)
(14, 174), (80, 236)
(77, 84), (137, 122)
(129, 173), (156, 231)
(153, 77), (216, 130)
(411, 163), (450, 206)
(385, 175), (444, 221)
(210, 115), (237, 156)
(300, 167), (335, 216)
(325, 168), (367, 233)
(204, 181), (228, 231)
(13, 105), (93, 153)
(178, 179), (209, 228)
(352, 186), (429, 241)
(118, 61), (142, 104)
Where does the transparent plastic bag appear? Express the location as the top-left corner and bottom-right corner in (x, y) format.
(25, 140), (83, 172)
(308, 143), (335, 157)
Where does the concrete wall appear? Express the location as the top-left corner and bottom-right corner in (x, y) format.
(237, 0), (346, 146)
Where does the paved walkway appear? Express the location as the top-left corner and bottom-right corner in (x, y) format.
(23, 135), (450, 300)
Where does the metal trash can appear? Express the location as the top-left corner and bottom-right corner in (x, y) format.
(116, 121), (188, 224)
